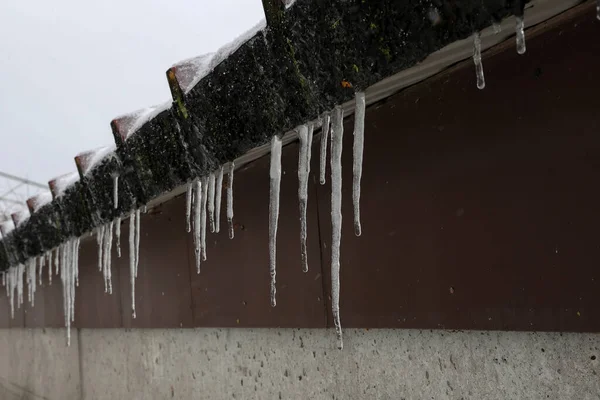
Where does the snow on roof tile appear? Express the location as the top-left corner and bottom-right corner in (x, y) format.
(169, 19), (267, 94)
(11, 209), (30, 228)
(111, 101), (172, 142)
(75, 145), (116, 176)
(0, 220), (15, 237)
(49, 172), (80, 199)
(26, 191), (54, 214)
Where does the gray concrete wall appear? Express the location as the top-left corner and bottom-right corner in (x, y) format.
(0, 328), (598, 399)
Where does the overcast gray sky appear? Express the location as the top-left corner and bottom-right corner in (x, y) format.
(0, 0), (264, 187)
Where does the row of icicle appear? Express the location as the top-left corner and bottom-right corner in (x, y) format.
(1, 238), (81, 345)
(474, 15), (527, 90)
(185, 163), (235, 274)
(267, 92), (366, 349)
(0, 207), (143, 346)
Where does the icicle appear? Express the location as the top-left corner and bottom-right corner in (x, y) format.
(320, 113), (331, 185)
(17, 264), (24, 308)
(208, 173), (216, 233)
(597, 0), (600, 21)
(200, 176), (208, 261)
(192, 180), (202, 273)
(74, 238), (80, 288)
(331, 105), (345, 350)
(492, 22), (502, 34)
(26, 258), (36, 306)
(60, 239), (78, 346)
(106, 221), (114, 294)
(129, 212), (136, 311)
(115, 217), (122, 258)
(7, 267), (18, 318)
(297, 124), (313, 273)
(515, 16), (526, 55)
(353, 92), (366, 237)
(97, 225), (105, 272)
(473, 32), (485, 90)
(135, 209), (141, 278)
(227, 163), (235, 239)
(129, 213), (138, 319)
(7, 267), (14, 317)
(215, 167), (224, 233)
(113, 174), (119, 209)
(38, 255), (44, 286)
(101, 222), (113, 294)
(269, 135), (283, 307)
(47, 251), (53, 285)
(54, 246), (60, 276)
(185, 183), (193, 233)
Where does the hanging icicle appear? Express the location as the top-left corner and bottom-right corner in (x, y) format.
(201, 176), (208, 261)
(297, 124), (313, 273)
(320, 113), (331, 185)
(135, 209), (141, 278)
(515, 16), (526, 55)
(17, 263), (24, 309)
(353, 92), (366, 237)
(113, 174), (119, 209)
(49, 250), (54, 285)
(330, 105), (345, 350)
(97, 225), (105, 272)
(129, 211), (137, 317)
(192, 180), (202, 273)
(269, 135), (283, 307)
(115, 217), (122, 258)
(127, 212), (138, 318)
(215, 166), (224, 233)
(60, 238), (80, 346)
(597, 0), (600, 21)
(38, 254), (44, 286)
(473, 32), (485, 90)
(185, 182), (193, 233)
(208, 173), (216, 233)
(54, 246), (59, 277)
(102, 221), (114, 294)
(26, 258), (36, 306)
(227, 162), (235, 239)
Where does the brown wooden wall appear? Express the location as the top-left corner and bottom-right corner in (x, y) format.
(1, 6), (600, 331)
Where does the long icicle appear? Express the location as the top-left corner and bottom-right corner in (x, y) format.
(185, 182), (193, 233)
(320, 113), (331, 185)
(473, 32), (485, 90)
(47, 251), (53, 285)
(215, 167), (224, 233)
(115, 217), (122, 258)
(208, 173), (216, 233)
(54, 245), (60, 276)
(17, 263), (24, 308)
(353, 92), (366, 237)
(135, 209), (141, 278)
(515, 16), (526, 55)
(200, 176), (208, 261)
(106, 221), (114, 294)
(38, 255), (44, 286)
(193, 179), (202, 273)
(26, 258), (36, 306)
(113, 174), (119, 209)
(227, 163), (235, 239)
(297, 124), (313, 273)
(269, 135), (283, 307)
(97, 225), (105, 272)
(331, 105), (345, 350)
(129, 212), (137, 316)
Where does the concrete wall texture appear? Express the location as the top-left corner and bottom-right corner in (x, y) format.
(0, 328), (598, 399)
